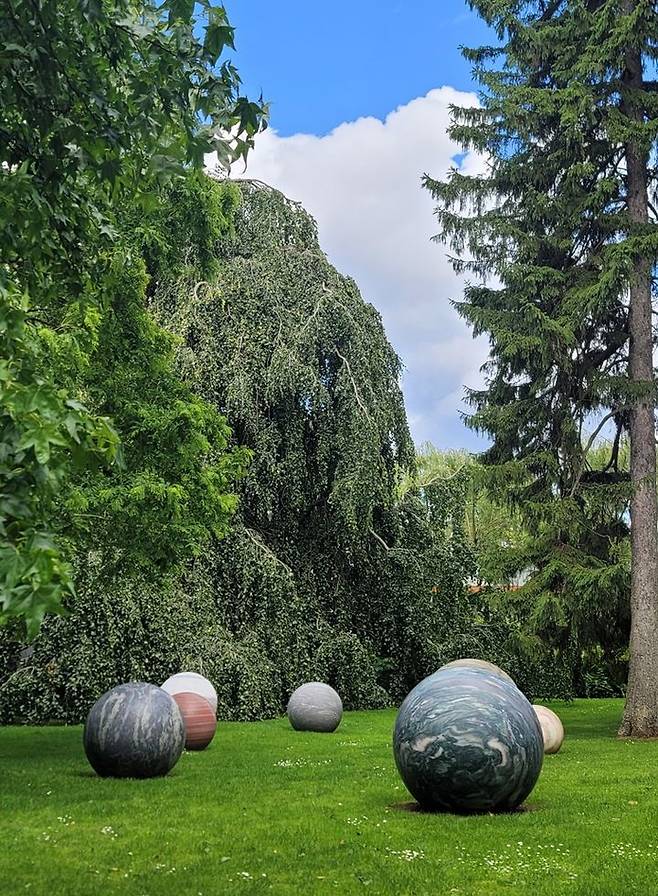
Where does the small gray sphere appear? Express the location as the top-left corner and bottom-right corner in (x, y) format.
(287, 682), (343, 732)
(84, 682), (185, 778)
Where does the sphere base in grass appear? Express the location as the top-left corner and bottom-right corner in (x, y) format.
(83, 682), (185, 778)
(533, 704), (565, 754)
(173, 691), (217, 750)
(440, 658), (516, 686)
(287, 682), (343, 732)
(161, 671), (218, 714)
(393, 667), (543, 813)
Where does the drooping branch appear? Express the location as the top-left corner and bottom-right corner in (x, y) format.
(369, 528), (391, 551)
(334, 346), (373, 423)
(243, 527), (293, 577)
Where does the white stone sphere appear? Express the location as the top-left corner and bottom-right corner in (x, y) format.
(161, 672), (217, 714)
(533, 704), (564, 754)
(287, 682), (343, 732)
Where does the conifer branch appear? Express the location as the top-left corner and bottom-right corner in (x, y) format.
(539, 0), (564, 21)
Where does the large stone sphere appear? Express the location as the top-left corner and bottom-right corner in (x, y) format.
(440, 658), (516, 686)
(83, 683), (185, 778)
(161, 671), (218, 714)
(533, 704), (565, 754)
(287, 682), (343, 732)
(173, 691), (217, 750)
(393, 667), (543, 813)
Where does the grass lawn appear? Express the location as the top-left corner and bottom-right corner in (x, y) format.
(2, 699), (658, 895)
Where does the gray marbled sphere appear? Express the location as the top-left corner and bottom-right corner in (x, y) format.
(287, 682), (343, 732)
(393, 667), (543, 813)
(84, 682), (185, 778)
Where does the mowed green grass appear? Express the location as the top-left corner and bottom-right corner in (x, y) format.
(2, 699), (658, 895)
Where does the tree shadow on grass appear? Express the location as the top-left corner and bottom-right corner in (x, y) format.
(554, 700), (622, 740)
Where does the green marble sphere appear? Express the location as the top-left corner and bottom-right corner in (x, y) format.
(84, 682), (185, 778)
(393, 667), (543, 813)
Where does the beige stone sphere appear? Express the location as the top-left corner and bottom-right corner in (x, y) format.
(440, 658), (517, 686)
(533, 704), (565, 754)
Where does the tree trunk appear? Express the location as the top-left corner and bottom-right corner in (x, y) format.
(618, 3), (658, 737)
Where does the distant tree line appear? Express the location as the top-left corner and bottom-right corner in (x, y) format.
(413, 443), (631, 698)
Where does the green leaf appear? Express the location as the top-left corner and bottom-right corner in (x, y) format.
(203, 22), (235, 62)
(165, 0), (195, 25)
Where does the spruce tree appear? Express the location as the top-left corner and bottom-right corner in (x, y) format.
(426, 0), (658, 734)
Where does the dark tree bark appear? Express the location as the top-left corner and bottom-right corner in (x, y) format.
(619, 0), (658, 737)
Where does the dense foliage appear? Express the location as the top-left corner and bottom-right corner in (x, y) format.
(407, 446), (574, 699)
(409, 443), (632, 697)
(426, 0), (658, 730)
(0, 0), (265, 634)
(0, 178), (479, 722)
(407, 445), (530, 588)
(150, 179), (479, 710)
(0, 174), (250, 722)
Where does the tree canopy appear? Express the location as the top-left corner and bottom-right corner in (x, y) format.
(151, 178), (477, 707)
(415, 442), (631, 696)
(0, 0), (266, 635)
(0, 179), (479, 721)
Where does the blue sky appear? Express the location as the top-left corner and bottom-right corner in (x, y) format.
(227, 0), (491, 135)
(216, 1), (492, 451)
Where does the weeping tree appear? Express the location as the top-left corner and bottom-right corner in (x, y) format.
(151, 178), (475, 709)
(0, 177), (475, 722)
(426, 0), (658, 734)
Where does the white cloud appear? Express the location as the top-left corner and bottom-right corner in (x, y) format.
(207, 86), (490, 450)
